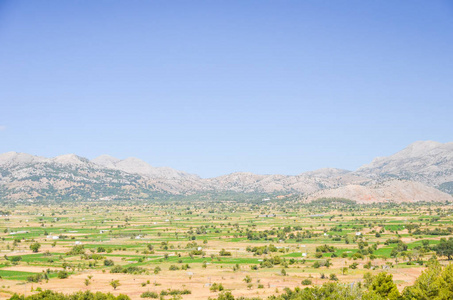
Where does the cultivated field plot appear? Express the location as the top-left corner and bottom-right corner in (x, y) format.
(0, 198), (451, 299)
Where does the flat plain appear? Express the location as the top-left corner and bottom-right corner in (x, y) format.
(0, 197), (450, 299)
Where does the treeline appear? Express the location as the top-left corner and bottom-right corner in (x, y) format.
(210, 262), (453, 300)
(309, 198), (357, 207)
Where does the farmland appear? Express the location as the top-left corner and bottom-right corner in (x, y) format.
(0, 197), (452, 299)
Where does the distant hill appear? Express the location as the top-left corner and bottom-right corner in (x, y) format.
(0, 152), (152, 201)
(355, 141), (453, 191)
(307, 179), (452, 203)
(91, 155), (199, 180)
(0, 141), (452, 202)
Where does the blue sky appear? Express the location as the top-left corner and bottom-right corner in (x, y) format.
(0, 1), (452, 177)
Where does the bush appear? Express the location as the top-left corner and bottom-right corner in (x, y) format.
(316, 244), (335, 253)
(67, 245), (85, 256)
(140, 291), (158, 298)
(210, 283), (224, 292)
(301, 279), (312, 285)
(219, 249), (232, 256)
(10, 256), (22, 263)
(27, 273), (44, 283)
(8, 290), (130, 300)
(57, 271), (69, 279)
(111, 265), (146, 274)
(104, 259), (114, 266)
(160, 289), (191, 296)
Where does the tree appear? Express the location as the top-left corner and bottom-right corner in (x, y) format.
(110, 279), (120, 290)
(363, 272), (374, 288)
(368, 272), (400, 300)
(243, 275), (252, 283)
(215, 291), (235, 300)
(30, 242), (41, 253)
(402, 261), (449, 299)
(435, 238), (453, 260)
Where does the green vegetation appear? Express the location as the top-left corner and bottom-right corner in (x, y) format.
(1, 199), (453, 299)
(9, 290), (130, 300)
(211, 262), (453, 299)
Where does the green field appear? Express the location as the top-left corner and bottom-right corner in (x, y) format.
(0, 198), (452, 299)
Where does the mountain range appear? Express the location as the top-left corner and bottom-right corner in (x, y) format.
(0, 141), (452, 203)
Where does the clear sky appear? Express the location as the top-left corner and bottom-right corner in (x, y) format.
(0, 1), (452, 178)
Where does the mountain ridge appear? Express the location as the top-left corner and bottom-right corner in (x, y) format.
(0, 141), (452, 202)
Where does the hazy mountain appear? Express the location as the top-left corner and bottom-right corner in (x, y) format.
(307, 179), (453, 203)
(356, 141), (453, 190)
(0, 140), (452, 202)
(0, 152), (47, 166)
(0, 152), (155, 201)
(90, 154), (120, 169)
(302, 168), (351, 178)
(203, 169), (361, 194)
(91, 155), (199, 180)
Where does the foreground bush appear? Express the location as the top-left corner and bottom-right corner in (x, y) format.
(140, 291), (158, 298)
(160, 289), (191, 296)
(9, 290), (130, 300)
(210, 262), (453, 300)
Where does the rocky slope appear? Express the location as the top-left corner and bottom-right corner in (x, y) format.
(307, 179), (453, 203)
(0, 152), (154, 200)
(91, 155), (199, 180)
(0, 140), (452, 202)
(355, 141), (453, 188)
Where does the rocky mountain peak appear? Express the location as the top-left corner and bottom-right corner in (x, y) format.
(91, 154), (121, 167)
(52, 154), (90, 166)
(355, 141), (453, 186)
(0, 140), (451, 201)
(0, 152), (46, 166)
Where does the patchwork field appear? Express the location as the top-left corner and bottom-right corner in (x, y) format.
(0, 198), (452, 299)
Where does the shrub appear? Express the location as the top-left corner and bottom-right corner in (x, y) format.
(210, 283), (224, 292)
(57, 271), (69, 279)
(329, 274), (338, 281)
(219, 249), (232, 256)
(140, 291), (158, 298)
(67, 245), (85, 256)
(8, 290), (130, 299)
(111, 265), (146, 274)
(160, 289), (191, 296)
(27, 273), (44, 283)
(104, 259), (114, 266)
